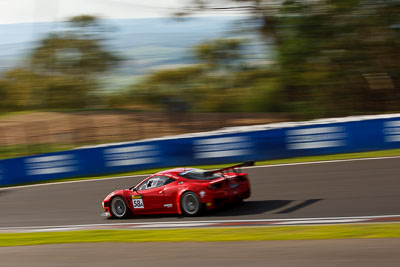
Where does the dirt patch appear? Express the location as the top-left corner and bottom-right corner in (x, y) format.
(0, 111), (287, 155)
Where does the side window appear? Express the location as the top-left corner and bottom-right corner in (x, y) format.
(137, 176), (175, 191)
(146, 177), (159, 189)
(137, 180), (148, 191)
(164, 177), (176, 186)
(155, 176), (168, 187)
(152, 176), (173, 188)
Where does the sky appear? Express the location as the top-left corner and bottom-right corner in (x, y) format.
(0, 0), (198, 24)
(0, 0), (241, 24)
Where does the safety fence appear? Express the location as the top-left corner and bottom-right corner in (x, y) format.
(1, 113), (400, 186)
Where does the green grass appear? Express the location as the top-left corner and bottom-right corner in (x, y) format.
(1, 223), (400, 247)
(0, 143), (76, 160)
(0, 110), (39, 119)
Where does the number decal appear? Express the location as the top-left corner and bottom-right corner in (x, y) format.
(133, 199), (144, 208)
(132, 195), (144, 209)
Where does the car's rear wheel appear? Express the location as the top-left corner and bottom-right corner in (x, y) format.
(110, 196), (129, 219)
(180, 191), (202, 216)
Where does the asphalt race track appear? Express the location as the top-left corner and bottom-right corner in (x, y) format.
(1, 157), (400, 228)
(2, 239), (400, 267)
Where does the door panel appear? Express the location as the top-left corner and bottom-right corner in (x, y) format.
(162, 184), (179, 213)
(134, 187), (165, 213)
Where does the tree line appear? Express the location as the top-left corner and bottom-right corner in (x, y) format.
(1, 1), (400, 119)
(0, 15), (119, 111)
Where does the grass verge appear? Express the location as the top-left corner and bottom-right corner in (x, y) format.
(1, 223), (400, 247)
(0, 143), (76, 160)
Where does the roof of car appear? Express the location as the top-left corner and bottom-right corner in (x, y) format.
(156, 167), (195, 176)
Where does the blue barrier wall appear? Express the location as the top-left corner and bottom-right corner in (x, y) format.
(1, 114), (400, 186)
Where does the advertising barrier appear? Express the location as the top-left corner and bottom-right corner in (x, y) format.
(1, 114), (400, 186)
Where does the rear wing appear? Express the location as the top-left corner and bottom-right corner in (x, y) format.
(204, 161), (255, 176)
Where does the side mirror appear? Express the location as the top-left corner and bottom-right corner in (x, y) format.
(130, 186), (138, 192)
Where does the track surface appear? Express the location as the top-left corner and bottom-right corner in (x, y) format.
(2, 239), (400, 267)
(1, 157), (399, 227)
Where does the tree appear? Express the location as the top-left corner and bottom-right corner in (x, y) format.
(183, 0), (400, 117)
(0, 67), (93, 110)
(193, 38), (244, 69)
(31, 15), (119, 76)
(0, 78), (9, 112)
(0, 15), (120, 111)
(274, 0), (400, 116)
(132, 65), (204, 110)
(28, 15), (120, 108)
(130, 38), (280, 113)
(0, 68), (44, 110)
(31, 35), (119, 76)
(68, 15), (98, 28)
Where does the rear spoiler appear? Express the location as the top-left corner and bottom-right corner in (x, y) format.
(204, 161), (255, 176)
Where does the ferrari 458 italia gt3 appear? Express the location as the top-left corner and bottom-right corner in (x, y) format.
(102, 161), (254, 218)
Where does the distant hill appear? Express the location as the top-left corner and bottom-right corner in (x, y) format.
(0, 17), (269, 92)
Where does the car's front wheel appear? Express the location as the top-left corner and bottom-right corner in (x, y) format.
(180, 191), (202, 216)
(110, 196), (129, 219)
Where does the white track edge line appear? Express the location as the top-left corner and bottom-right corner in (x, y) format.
(0, 214), (399, 230)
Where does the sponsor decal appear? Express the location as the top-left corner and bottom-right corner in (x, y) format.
(193, 136), (252, 158)
(104, 145), (159, 167)
(199, 191), (206, 198)
(286, 126), (346, 150)
(383, 120), (400, 142)
(132, 195), (144, 209)
(25, 155), (78, 176)
(164, 204), (173, 208)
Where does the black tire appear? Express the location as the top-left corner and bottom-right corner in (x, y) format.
(235, 198), (244, 205)
(110, 196), (130, 219)
(180, 191), (202, 216)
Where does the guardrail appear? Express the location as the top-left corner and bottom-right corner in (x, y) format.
(1, 113), (400, 186)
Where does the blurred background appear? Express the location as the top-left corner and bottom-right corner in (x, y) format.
(0, 0), (399, 159)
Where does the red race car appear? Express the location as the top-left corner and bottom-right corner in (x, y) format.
(102, 161), (254, 218)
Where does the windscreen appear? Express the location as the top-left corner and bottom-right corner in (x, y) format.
(179, 169), (222, 180)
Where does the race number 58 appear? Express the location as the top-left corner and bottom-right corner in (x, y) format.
(133, 199), (144, 209)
